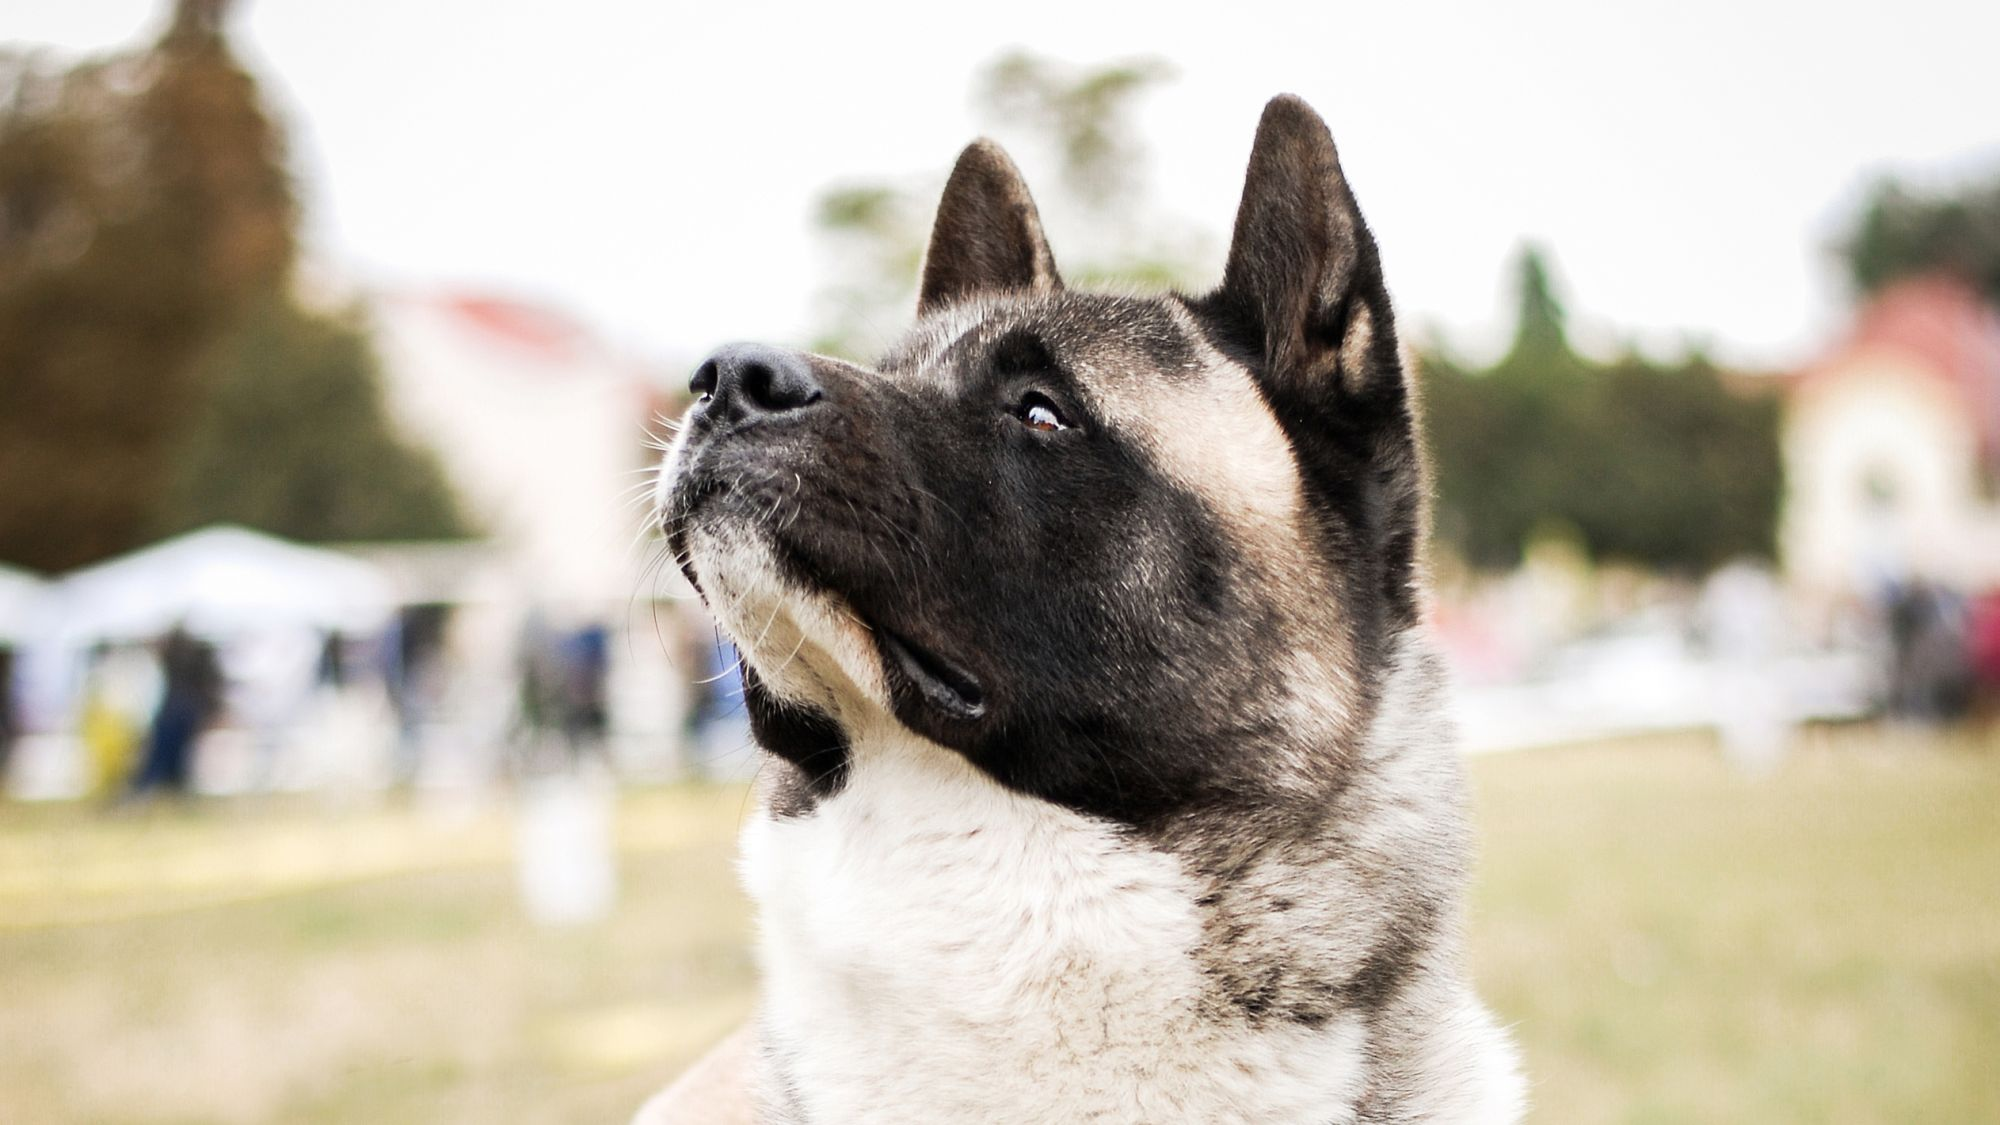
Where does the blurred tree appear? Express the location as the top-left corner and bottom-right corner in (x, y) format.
(1841, 175), (2000, 304)
(1507, 246), (1569, 364)
(154, 298), (468, 543)
(809, 183), (930, 357)
(146, 0), (297, 308)
(0, 0), (465, 570)
(1421, 248), (1782, 573)
(810, 51), (1202, 358)
(975, 51), (1172, 215)
(0, 1), (293, 571)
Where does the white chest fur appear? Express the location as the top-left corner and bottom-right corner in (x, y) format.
(739, 727), (1368, 1125)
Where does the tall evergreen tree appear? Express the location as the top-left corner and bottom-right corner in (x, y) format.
(1505, 246), (1570, 364)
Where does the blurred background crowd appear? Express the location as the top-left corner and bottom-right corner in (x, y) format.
(1, 1), (1996, 1122)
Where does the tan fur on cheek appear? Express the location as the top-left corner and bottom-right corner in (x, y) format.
(1141, 373), (1303, 535)
(685, 525), (889, 721)
(1082, 310), (1362, 767)
(1085, 316), (1316, 591)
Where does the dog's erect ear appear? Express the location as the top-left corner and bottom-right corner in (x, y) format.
(1214, 95), (1399, 399)
(1209, 95), (1425, 626)
(917, 140), (1061, 317)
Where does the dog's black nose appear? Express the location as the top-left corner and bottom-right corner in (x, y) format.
(690, 343), (824, 423)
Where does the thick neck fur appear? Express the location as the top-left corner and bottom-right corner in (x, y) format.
(739, 633), (1524, 1124)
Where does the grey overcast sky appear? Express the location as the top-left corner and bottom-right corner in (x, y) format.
(12, 0), (2000, 370)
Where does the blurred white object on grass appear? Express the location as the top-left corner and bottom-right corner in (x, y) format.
(516, 767), (618, 927)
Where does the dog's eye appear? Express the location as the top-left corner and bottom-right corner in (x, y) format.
(1014, 392), (1069, 433)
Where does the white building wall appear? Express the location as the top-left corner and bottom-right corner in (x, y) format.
(369, 294), (655, 605)
(1783, 349), (2000, 597)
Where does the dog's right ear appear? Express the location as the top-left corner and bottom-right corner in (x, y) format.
(917, 140), (1062, 317)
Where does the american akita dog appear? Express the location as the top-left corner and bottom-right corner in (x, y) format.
(640, 95), (1524, 1124)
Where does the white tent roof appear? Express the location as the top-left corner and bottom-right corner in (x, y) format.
(32, 525), (395, 644)
(0, 564), (46, 643)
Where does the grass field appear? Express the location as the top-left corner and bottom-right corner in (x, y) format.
(2, 725), (1995, 1123)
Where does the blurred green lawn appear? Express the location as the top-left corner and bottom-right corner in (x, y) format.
(2, 726), (1995, 1123)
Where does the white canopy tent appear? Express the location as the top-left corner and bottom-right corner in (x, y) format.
(11, 527), (398, 735)
(32, 525), (396, 644)
(0, 564), (46, 644)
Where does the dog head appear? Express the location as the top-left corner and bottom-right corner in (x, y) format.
(659, 95), (1426, 828)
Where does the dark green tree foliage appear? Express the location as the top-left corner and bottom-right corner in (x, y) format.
(1843, 175), (2000, 304)
(1422, 248), (1782, 573)
(155, 299), (469, 543)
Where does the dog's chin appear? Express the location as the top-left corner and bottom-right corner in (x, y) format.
(678, 522), (882, 714)
(679, 511), (991, 740)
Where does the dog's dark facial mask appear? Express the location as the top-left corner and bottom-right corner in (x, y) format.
(661, 96), (1424, 830)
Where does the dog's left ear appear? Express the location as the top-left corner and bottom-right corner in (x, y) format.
(917, 140), (1062, 317)
(1214, 94), (1401, 403)
(1208, 95), (1424, 624)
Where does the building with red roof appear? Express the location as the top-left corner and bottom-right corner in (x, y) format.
(368, 288), (667, 604)
(1782, 275), (2000, 599)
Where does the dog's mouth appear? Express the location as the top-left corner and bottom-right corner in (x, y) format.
(873, 624), (987, 722)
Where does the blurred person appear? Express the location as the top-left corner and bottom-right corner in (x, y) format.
(559, 621), (610, 764)
(382, 614), (418, 785)
(79, 642), (161, 798)
(1887, 581), (1974, 723)
(1972, 590), (2000, 708)
(128, 625), (223, 798)
(0, 646), (16, 790)
(383, 606), (450, 787)
(510, 621), (619, 924)
(515, 608), (560, 770)
(290, 629), (398, 795)
(514, 615), (615, 772)
(317, 630), (350, 691)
